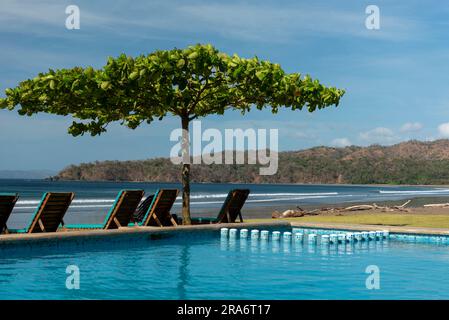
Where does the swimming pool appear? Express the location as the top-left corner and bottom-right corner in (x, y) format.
(1, 224), (449, 300)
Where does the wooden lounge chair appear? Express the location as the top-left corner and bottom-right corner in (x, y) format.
(191, 189), (250, 224)
(0, 193), (19, 234)
(136, 189), (179, 227)
(65, 190), (144, 230)
(9, 192), (74, 233)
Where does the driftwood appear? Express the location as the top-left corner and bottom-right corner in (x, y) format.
(340, 200), (411, 212)
(272, 211), (282, 218)
(423, 203), (449, 208)
(273, 200), (412, 218)
(281, 209), (304, 218)
(344, 205), (374, 211)
(274, 206), (321, 218)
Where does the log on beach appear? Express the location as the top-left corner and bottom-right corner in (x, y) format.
(343, 205), (374, 211)
(423, 203), (449, 208)
(280, 209), (305, 218)
(272, 200), (413, 218)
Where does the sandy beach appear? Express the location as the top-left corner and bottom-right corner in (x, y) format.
(238, 196), (449, 219)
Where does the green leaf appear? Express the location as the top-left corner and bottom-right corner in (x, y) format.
(71, 80), (80, 91)
(84, 67), (95, 77)
(255, 71), (266, 81)
(129, 71), (139, 80)
(233, 66), (243, 78)
(188, 52), (199, 60)
(177, 59), (185, 68)
(100, 81), (110, 90)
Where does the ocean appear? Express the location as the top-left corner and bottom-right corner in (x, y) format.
(2, 179), (449, 228)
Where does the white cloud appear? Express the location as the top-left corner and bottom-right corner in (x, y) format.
(359, 127), (397, 145)
(438, 123), (449, 137)
(400, 122), (423, 132)
(331, 138), (351, 147)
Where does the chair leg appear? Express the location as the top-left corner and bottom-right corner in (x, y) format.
(226, 210), (231, 223)
(113, 217), (122, 228)
(38, 219), (46, 232)
(238, 212), (244, 222)
(170, 215), (178, 226)
(151, 214), (163, 227)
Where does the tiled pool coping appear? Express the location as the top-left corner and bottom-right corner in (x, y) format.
(0, 220), (290, 247)
(290, 221), (449, 236)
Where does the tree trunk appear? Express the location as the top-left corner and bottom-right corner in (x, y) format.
(181, 115), (191, 225)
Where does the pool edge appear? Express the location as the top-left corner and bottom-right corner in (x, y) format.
(0, 220), (291, 246)
(290, 221), (449, 236)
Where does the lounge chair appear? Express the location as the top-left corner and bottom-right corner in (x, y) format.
(9, 192), (74, 233)
(65, 190), (144, 230)
(134, 189), (179, 227)
(0, 193), (19, 234)
(190, 189), (250, 224)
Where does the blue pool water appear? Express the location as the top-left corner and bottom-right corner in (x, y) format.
(1, 227), (449, 300)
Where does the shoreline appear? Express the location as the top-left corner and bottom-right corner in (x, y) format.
(38, 178), (449, 188)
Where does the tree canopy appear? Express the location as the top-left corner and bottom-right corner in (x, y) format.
(0, 44), (345, 224)
(0, 44), (344, 135)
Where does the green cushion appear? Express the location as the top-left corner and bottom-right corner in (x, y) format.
(64, 224), (104, 229)
(8, 228), (27, 233)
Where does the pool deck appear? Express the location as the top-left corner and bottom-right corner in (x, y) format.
(2, 220), (449, 247)
(0, 220), (290, 246)
(291, 221), (449, 236)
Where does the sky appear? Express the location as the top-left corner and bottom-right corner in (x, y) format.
(1, 0), (449, 171)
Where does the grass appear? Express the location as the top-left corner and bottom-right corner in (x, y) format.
(248, 214), (449, 229)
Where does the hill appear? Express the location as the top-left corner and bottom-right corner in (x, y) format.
(53, 140), (449, 185)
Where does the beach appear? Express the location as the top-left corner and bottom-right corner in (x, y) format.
(238, 195), (449, 218)
(4, 178), (449, 226)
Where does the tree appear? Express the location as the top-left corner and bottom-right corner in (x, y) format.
(0, 44), (345, 224)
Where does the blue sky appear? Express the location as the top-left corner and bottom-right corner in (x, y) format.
(1, 0), (449, 171)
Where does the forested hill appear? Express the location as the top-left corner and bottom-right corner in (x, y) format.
(53, 140), (449, 185)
